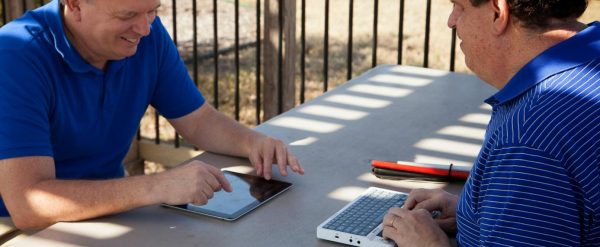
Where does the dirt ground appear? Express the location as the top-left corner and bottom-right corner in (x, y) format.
(143, 0), (600, 146)
(143, 0), (599, 171)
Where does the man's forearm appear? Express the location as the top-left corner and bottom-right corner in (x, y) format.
(170, 104), (260, 158)
(11, 174), (160, 229)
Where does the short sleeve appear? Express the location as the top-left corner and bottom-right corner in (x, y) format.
(0, 50), (54, 159)
(149, 18), (205, 119)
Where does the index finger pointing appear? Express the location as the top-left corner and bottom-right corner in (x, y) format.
(208, 168), (233, 192)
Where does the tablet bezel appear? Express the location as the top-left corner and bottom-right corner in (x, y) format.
(162, 170), (293, 221)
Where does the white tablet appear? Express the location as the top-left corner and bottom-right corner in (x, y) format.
(162, 170), (293, 221)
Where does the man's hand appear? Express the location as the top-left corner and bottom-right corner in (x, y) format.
(248, 135), (305, 180)
(382, 208), (451, 247)
(403, 188), (458, 233)
(154, 160), (233, 205)
(168, 104), (305, 181)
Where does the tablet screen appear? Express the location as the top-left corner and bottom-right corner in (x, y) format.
(163, 170), (293, 221)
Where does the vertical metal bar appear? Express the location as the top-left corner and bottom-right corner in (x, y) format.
(134, 0), (143, 142)
(191, 0), (199, 150)
(424, 0), (431, 68)
(171, 0), (180, 148)
(234, 0), (240, 121)
(171, 0), (177, 52)
(281, 0), (296, 114)
(21, 0), (25, 13)
(300, 0), (306, 103)
(323, 0), (329, 92)
(154, 109), (160, 144)
(371, 0), (378, 68)
(193, 0), (198, 87)
(1, 0), (7, 26)
(277, 0), (283, 114)
(450, 28), (457, 72)
(397, 0), (404, 64)
(213, 0), (219, 109)
(346, 0), (353, 81)
(256, 0), (262, 124)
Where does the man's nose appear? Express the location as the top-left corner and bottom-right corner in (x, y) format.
(133, 14), (152, 36)
(447, 11), (458, 29)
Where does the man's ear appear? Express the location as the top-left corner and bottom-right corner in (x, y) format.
(491, 0), (509, 35)
(63, 0), (83, 21)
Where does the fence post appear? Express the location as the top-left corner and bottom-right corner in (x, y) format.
(4, 0), (36, 22)
(24, 0), (35, 11)
(6, 0), (22, 21)
(263, 0), (278, 121)
(263, 0), (296, 121)
(282, 0), (296, 114)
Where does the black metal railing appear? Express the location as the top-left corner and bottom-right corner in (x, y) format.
(172, 0), (458, 148)
(1, 0), (7, 26)
(0, 0), (459, 149)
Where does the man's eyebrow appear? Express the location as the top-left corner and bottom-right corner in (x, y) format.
(116, 4), (162, 16)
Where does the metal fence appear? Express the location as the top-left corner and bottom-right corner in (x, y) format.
(0, 0), (458, 149)
(1, 0), (6, 26)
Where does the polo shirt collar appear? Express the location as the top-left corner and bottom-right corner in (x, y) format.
(34, 0), (125, 74)
(485, 21), (600, 106)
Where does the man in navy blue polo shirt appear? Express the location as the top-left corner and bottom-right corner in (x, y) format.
(0, 0), (304, 229)
(381, 0), (599, 246)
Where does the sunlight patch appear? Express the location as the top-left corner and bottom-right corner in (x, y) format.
(268, 117), (343, 133)
(348, 84), (413, 98)
(324, 94), (391, 109)
(298, 105), (368, 120)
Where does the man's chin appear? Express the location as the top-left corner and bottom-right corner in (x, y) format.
(115, 49), (138, 60)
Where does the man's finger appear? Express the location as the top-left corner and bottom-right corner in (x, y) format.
(275, 144), (288, 176)
(404, 189), (432, 209)
(192, 193), (208, 205)
(287, 154), (304, 174)
(382, 225), (401, 243)
(251, 154), (263, 177)
(387, 207), (410, 219)
(262, 147), (274, 180)
(203, 173), (222, 192)
(383, 213), (398, 227)
(412, 198), (441, 212)
(207, 167), (233, 192)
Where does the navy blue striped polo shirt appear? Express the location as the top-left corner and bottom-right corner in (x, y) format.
(456, 22), (600, 246)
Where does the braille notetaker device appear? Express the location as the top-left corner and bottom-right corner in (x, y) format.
(316, 187), (444, 246)
(316, 187), (407, 247)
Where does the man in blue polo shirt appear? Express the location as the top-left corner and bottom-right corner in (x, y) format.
(381, 0), (599, 246)
(0, 0), (304, 229)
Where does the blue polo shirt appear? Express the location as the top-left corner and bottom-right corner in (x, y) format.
(456, 22), (600, 246)
(0, 0), (204, 216)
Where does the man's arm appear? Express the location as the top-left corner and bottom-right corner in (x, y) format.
(0, 156), (231, 230)
(169, 103), (304, 179)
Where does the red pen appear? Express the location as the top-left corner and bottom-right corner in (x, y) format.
(371, 160), (470, 180)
